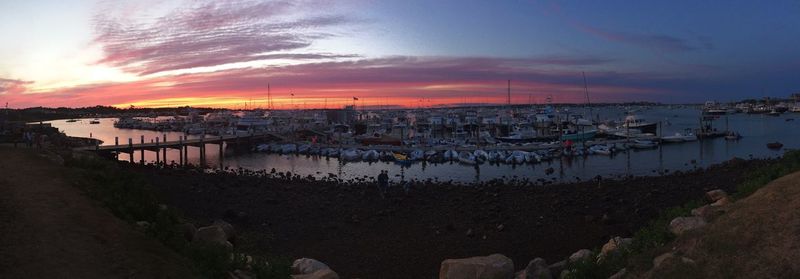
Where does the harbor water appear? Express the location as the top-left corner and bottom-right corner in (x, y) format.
(47, 107), (798, 184)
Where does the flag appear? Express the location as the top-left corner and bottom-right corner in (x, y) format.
(353, 97), (358, 100)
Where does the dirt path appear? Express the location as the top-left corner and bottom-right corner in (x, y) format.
(0, 147), (194, 278)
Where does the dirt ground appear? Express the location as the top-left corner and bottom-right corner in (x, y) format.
(642, 170), (800, 279)
(0, 147), (195, 279)
(139, 157), (768, 279)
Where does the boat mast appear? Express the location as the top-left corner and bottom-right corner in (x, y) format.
(582, 72), (592, 122)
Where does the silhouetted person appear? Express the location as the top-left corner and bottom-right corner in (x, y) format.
(377, 170), (389, 198)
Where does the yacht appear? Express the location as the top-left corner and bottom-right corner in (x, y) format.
(236, 110), (270, 135)
(621, 115), (658, 134)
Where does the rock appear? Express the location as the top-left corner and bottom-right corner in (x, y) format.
(193, 225), (233, 249)
(292, 258), (330, 275)
(668, 217), (707, 235)
(559, 270), (570, 279)
(212, 219), (236, 241)
(597, 237), (632, 261)
(705, 189), (728, 203)
(520, 258), (552, 279)
(547, 260), (566, 276)
(179, 223), (197, 241)
(230, 269), (254, 279)
(652, 252), (697, 271)
(711, 197), (731, 207)
(652, 253), (674, 269)
(291, 269), (339, 279)
(608, 268), (627, 279)
(439, 254), (514, 279)
(568, 249), (593, 264)
(135, 221), (150, 231)
(691, 205), (726, 221)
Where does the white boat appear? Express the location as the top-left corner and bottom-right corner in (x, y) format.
(236, 110), (270, 135)
(280, 144), (297, 154)
(443, 149), (459, 161)
(408, 149), (425, 161)
(661, 133), (688, 143)
(488, 150), (505, 162)
(631, 139), (658, 149)
(622, 115), (658, 134)
(524, 152), (542, 163)
(361, 149), (379, 161)
(457, 151), (477, 165)
(297, 144), (311, 154)
(340, 148), (361, 161)
(473, 150), (489, 162)
(589, 144), (613, 155)
(256, 144), (270, 152)
(505, 150), (527, 164)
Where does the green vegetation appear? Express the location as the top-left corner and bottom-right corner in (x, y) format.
(562, 150), (800, 278)
(65, 155), (290, 279)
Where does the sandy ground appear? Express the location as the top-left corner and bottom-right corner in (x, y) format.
(0, 147), (194, 279)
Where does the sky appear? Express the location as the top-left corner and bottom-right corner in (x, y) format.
(1, 0), (799, 109)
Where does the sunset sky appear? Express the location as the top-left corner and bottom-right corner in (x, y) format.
(1, 0), (799, 109)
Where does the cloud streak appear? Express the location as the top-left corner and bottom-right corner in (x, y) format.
(93, 0), (357, 75)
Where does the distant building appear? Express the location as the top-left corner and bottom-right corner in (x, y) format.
(325, 105), (356, 124)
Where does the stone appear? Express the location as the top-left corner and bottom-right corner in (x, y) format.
(705, 189), (728, 203)
(669, 217), (707, 235)
(597, 237), (632, 261)
(291, 269), (339, 279)
(711, 197), (731, 207)
(521, 258), (552, 279)
(212, 219), (236, 241)
(691, 205), (726, 221)
(567, 249), (593, 264)
(135, 221), (150, 231)
(193, 225), (233, 249)
(652, 253), (696, 271)
(439, 254), (514, 279)
(292, 258), (331, 275)
(179, 223), (197, 241)
(608, 268), (627, 279)
(547, 260), (566, 277)
(652, 253), (674, 269)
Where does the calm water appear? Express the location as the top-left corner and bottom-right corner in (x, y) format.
(47, 108), (799, 183)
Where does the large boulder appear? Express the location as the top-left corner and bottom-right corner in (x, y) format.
(608, 268), (627, 279)
(192, 225), (233, 249)
(291, 269), (339, 279)
(705, 189), (728, 203)
(212, 219), (236, 241)
(668, 217), (707, 236)
(547, 260), (566, 276)
(691, 205), (727, 221)
(439, 254), (515, 279)
(519, 258), (552, 279)
(292, 258), (331, 275)
(597, 237), (632, 261)
(567, 249), (593, 264)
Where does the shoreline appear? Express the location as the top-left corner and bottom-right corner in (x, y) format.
(123, 156), (771, 278)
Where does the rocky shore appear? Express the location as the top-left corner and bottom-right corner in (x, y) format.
(131, 157), (769, 278)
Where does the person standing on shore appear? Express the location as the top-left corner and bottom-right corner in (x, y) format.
(377, 170), (389, 198)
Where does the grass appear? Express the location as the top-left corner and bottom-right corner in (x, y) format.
(560, 150), (800, 278)
(65, 155), (290, 279)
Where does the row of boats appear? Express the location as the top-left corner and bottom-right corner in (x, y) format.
(252, 139), (663, 166)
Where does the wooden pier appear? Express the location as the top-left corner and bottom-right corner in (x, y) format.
(79, 132), (285, 165)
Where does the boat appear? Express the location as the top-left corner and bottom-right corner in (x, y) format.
(589, 144), (613, 155)
(767, 109), (781, 117)
(457, 151), (477, 165)
(408, 149), (425, 161)
(280, 144), (297, 154)
(631, 139), (658, 149)
(236, 110), (270, 135)
(661, 133), (686, 143)
(443, 150), (459, 161)
(392, 152), (414, 165)
(66, 119), (79, 123)
(702, 101), (727, 115)
(621, 115), (658, 134)
(473, 150), (489, 162)
(767, 142), (784, 150)
(505, 150), (527, 164)
(361, 149), (379, 161)
(724, 131), (742, 141)
(560, 129), (597, 141)
(298, 144), (311, 154)
(340, 148), (361, 161)
(89, 120), (101, 124)
(256, 144), (270, 152)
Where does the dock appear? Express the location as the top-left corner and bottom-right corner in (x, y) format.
(79, 132), (285, 165)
